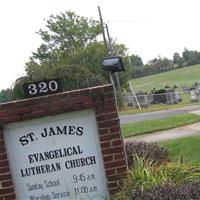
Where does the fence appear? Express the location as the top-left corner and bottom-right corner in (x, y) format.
(123, 90), (200, 109)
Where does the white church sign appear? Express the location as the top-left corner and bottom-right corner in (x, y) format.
(4, 110), (108, 200)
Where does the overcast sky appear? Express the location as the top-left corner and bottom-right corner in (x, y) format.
(0, 0), (200, 90)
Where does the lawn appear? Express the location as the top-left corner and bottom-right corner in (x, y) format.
(130, 64), (200, 92)
(160, 136), (200, 166)
(121, 113), (200, 138)
(120, 64), (200, 115)
(119, 101), (200, 115)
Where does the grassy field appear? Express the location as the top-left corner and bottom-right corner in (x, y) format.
(120, 101), (200, 115)
(160, 136), (200, 165)
(121, 113), (200, 138)
(130, 64), (200, 92)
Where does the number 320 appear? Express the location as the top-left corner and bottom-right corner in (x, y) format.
(28, 80), (58, 95)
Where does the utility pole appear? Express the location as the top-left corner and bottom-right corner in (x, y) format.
(98, 6), (123, 109)
(105, 24), (114, 55)
(98, 6), (109, 55)
(105, 24), (122, 98)
(98, 6), (119, 107)
(99, 7), (128, 167)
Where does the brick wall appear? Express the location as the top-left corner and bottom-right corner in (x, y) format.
(0, 84), (127, 199)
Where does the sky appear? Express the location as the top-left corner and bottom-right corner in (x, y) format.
(0, 0), (200, 90)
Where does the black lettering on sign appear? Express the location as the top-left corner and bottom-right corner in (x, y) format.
(23, 79), (62, 98)
(51, 191), (70, 199)
(27, 146), (83, 164)
(76, 126), (84, 136)
(26, 183), (44, 191)
(21, 162), (61, 177)
(44, 178), (60, 188)
(41, 126), (84, 137)
(29, 194), (51, 200)
(19, 132), (36, 146)
(65, 156), (96, 169)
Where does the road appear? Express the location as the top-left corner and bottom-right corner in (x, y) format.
(120, 105), (200, 124)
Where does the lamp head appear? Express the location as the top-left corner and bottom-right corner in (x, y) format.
(102, 56), (125, 73)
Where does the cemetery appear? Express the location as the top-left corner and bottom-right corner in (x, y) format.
(125, 82), (200, 109)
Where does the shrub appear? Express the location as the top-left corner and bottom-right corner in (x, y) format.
(115, 141), (200, 199)
(110, 157), (154, 200)
(162, 163), (200, 184)
(134, 181), (200, 200)
(111, 157), (172, 200)
(125, 141), (169, 168)
(112, 157), (200, 200)
(126, 156), (169, 192)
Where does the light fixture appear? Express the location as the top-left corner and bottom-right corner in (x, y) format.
(102, 56), (125, 73)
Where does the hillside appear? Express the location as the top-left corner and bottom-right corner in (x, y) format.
(130, 64), (200, 92)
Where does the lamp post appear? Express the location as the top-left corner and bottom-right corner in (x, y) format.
(102, 56), (128, 167)
(98, 6), (122, 99)
(102, 56), (125, 112)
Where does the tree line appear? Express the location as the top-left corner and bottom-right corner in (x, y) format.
(0, 11), (200, 103)
(129, 48), (200, 78)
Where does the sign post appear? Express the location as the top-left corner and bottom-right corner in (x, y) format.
(0, 84), (127, 199)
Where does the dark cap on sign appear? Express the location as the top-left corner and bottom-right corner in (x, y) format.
(102, 56), (125, 73)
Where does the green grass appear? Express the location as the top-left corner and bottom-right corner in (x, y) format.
(122, 113), (200, 138)
(120, 64), (200, 115)
(119, 101), (200, 115)
(130, 64), (200, 92)
(160, 136), (200, 166)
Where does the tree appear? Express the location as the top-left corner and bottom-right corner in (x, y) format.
(31, 11), (102, 64)
(0, 89), (13, 103)
(128, 54), (143, 67)
(182, 48), (200, 66)
(173, 52), (185, 67)
(147, 57), (173, 72)
(182, 48), (190, 62)
(12, 11), (130, 99)
(12, 11), (105, 99)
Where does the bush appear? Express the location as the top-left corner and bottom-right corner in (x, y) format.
(111, 157), (172, 200)
(161, 163), (200, 184)
(114, 141), (200, 199)
(112, 156), (200, 200)
(125, 141), (169, 168)
(111, 156), (162, 200)
(134, 181), (200, 200)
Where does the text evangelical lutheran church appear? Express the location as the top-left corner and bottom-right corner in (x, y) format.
(0, 84), (127, 200)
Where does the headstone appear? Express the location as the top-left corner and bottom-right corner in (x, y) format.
(165, 88), (179, 104)
(182, 86), (190, 94)
(190, 89), (199, 102)
(126, 93), (135, 107)
(152, 89), (167, 104)
(136, 91), (148, 108)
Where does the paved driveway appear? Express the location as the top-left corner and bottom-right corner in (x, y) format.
(120, 105), (200, 124)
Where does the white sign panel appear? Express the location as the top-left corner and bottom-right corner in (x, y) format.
(4, 110), (109, 200)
